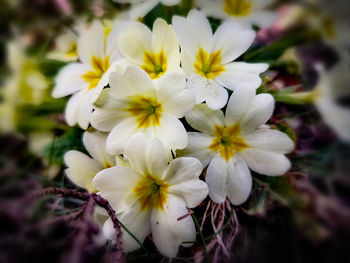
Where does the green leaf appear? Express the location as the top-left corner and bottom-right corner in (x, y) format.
(243, 30), (319, 63)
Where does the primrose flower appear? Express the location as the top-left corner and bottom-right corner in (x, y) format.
(178, 87), (294, 205)
(195, 0), (278, 28)
(64, 131), (116, 193)
(118, 18), (181, 80)
(91, 65), (195, 156)
(93, 133), (208, 258)
(172, 9), (268, 109)
(114, 0), (181, 20)
(52, 20), (125, 129)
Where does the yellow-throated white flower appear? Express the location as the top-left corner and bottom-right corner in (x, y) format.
(172, 9), (268, 109)
(118, 18), (181, 80)
(178, 87), (294, 205)
(91, 65), (195, 156)
(64, 131), (116, 193)
(195, 0), (277, 28)
(114, 0), (181, 20)
(52, 20), (126, 129)
(93, 133), (208, 258)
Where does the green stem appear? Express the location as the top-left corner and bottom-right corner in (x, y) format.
(191, 213), (209, 263)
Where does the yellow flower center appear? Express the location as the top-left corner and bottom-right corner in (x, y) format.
(134, 175), (169, 210)
(126, 96), (163, 128)
(209, 124), (248, 161)
(141, 50), (167, 79)
(224, 0), (252, 17)
(82, 56), (110, 89)
(194, 48), (225, 79)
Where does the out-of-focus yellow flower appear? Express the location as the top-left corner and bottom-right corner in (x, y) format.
(0, 40), (49, 133)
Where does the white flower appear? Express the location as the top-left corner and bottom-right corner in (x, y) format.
(195, 0), (278, 28)
(172, 9), (268, 109)
(178, 87), (294, 205)
(91, 65), (195, 156)
(93, 133), (208, 258)
(114, 0), (181, 20)
(313, 59), (350, 142)
(52, 20), (126, 129)
(118, 18), (181, 80)
(64, 131), (116, 192)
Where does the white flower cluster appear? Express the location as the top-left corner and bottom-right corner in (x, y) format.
(53, 9), (294, 258)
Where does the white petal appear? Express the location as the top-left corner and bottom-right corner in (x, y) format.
(216, 62), (268, 91)
(186, 74), (208, 104)
(106, 20), (130, 62)
(129, 0), (159, 19)
(244, 129), (294, 154)
(250, 11), (278, 28)
(93, 166), (141, 212)
(118, 22), (152, 65)
(172, 9), (212, 56)
(64, 150), (101, 191)
(106, 118), (139, 155)
(226, 155), (252, 205)
(152, 18), (179, 56)
(157, 73), (195, 118)
(185, 103), (225, 135)
(161, 0), (180, 5)
(78, 20), (104, 64)
(52, 63), (89, 98)
(206, 153), (228, 203)
(225, 85), (256, 125)
(122, 133), (150, 176)
(177, 132), (215, 167)
(240, 93), (274, 134)
(165, 157), (203, 184)
(154, 115), (188, 151)
(103, 204), (152, 253)
(83, 131), (115, 168)
(212, 21), (255, 63)
(205, 80), (228, 110)
(146, 138), (168, 179)
(240, 148), (291, 176)
(64, 89), (92, 129)
(151, 196), (196, 258)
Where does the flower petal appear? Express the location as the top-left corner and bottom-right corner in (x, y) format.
(52, 63), (89, 98)
(106, 118), (139, 155)
(93, 166), (141, 213)
(205, 80), (228, 110)
(151, 195), (196, 258)
(185, 103), (225, 135)
(118, 22), (152, 65)
(226, 155), (252, 205)
(103, 204), (151, 252)
(244, 129), (294, 154)
(224, 85), (256, 126)
(152, 18), (179, 56)
(172, 9), (212, 56)
(177, 132), (215, 167)
(212, 21), (255, 63)
(78, 20), (104, 64)
(146, 138), (168, 179)
(240, 148), (291, 176)
(216, 62), (268, 91)
(240, 93), (274, 134)
(206, 153), (228, 203)
(83, 130), (115, 168)
(65, 89), (93, 129)
(64, 150), (101, 191)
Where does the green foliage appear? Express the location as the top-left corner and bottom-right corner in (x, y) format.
(43, 127), (85, 165)
(243, 30), (319, 63)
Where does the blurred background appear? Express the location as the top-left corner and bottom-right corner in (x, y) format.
(0, 0), (350, 262)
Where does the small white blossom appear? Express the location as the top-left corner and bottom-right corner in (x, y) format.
(172, 9), (268, 109)
(178, 87), (294, 205)
(91, 65), (195, 156)
(64, 131), (116, 192)
(93, 133), (208, 258)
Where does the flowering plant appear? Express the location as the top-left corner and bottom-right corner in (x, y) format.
(1, 0), (349, 262)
